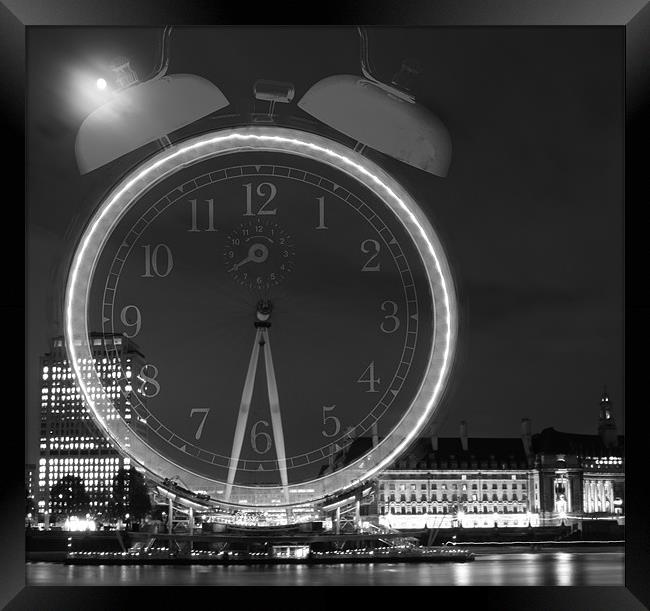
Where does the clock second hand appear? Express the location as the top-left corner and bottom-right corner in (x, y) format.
(225, 300), (290, 505)
(260, 326), (290, 504)
(225, 326), (263, 502)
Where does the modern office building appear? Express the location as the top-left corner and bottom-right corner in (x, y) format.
(25, 463), (36, 501)
(37, 333), (146, 524)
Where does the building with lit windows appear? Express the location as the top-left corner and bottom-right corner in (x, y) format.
(532, 389), (624, 525)
(25, 463), (36, 501)
(330, 390), (624, 530)
(373, 420), (541, 530)
(37, 333), (146, 525)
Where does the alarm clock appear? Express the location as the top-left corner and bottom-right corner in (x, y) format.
(65, 28), (457, 510)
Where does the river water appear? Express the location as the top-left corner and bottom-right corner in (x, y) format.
(26, 550), (623, 586)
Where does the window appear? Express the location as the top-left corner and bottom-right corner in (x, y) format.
(452, 484), (458, 490)
(482, 483), (488, 490)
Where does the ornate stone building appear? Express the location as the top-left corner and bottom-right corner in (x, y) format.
(332, 389), (624, 530)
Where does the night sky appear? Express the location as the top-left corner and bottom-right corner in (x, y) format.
(26, 27), (623, 463)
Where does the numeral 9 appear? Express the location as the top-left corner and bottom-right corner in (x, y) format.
(120, 305), (142, 338)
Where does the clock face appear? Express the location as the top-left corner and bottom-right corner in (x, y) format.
(66, 127), (456, 507)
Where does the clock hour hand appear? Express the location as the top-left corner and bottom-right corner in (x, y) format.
(225, 327), (263, 502)
(260, 327), (290, 503)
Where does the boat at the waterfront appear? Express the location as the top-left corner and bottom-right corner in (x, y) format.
(65, 545), (475, 565)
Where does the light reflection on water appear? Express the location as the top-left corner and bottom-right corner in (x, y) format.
(26, 552), (624, 586)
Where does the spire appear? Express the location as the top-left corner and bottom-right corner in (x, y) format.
(600, 385), (612, 420)
(598, 385), (617, 448)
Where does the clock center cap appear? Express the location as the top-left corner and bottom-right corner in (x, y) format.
(249, 243), (269, 263)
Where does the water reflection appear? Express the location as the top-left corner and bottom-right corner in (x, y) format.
(26, 552), (624, 586)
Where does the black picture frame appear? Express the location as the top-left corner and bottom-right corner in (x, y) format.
(6, 0), (647, 607)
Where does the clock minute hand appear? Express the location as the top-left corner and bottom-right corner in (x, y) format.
(260, 327), (290, 503)
(225, 327), (263, 502)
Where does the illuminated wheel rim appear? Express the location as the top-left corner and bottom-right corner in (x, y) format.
(64, 126), (458, 509)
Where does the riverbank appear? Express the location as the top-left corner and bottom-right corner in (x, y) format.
(26, 542), (624, 564)
(26, 550), (625, 586)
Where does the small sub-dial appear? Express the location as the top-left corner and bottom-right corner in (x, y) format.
(224, 219), (296, 290)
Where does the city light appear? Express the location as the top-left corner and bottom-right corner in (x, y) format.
(64, 517), (96, 532)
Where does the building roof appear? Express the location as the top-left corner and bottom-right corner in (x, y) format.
(319, 420), (627, 479)
(531, 427), (624, 457)
(391, 436), (531, 470)
(329, 435), (532, 473)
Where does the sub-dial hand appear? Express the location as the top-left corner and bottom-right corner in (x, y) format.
(227, 243), (269, 272)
